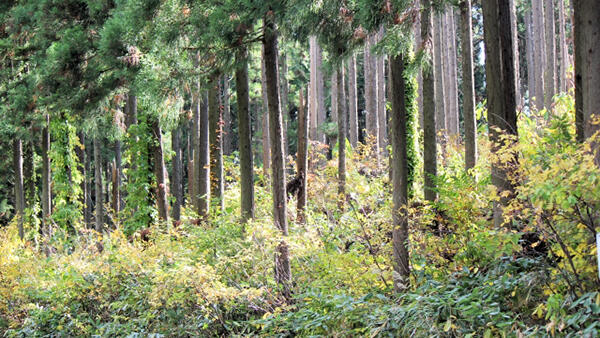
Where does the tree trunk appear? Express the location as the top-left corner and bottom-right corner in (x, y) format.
(331, 69), (338, 124)
(445, 8), (459, 137)
(297, 87), (308, 223)
(576, 0), (600, 164)
(347, 55), (359, 147)
(171, 124), (182, 222)
(544, 0), (557, 109)
(309, 36), (319, 142)
(280, 51), (290, 156)
(461, 0), (477, 170)
(377, 27), (387, 149)
(41, 114), (51, 235)
(209, 76), (224, 211)
(94, 137), (103, 232)
(337, 66), (347, 202)
(197, 90), (210, 217)
(191, 66), (200, 210)
(261, 46), (271, 176)
(532, 0), (546, 110)
(24, 139), (34, 209)
(422, 0), (437, 202)
(573, 0), (585, 142)
(365, 33), (380, 165)
(389, 54), (410, 291)
(236, 46), (255, 222)
(510, 0), (522, 107)
(84, 135), (92, 227)
(263, 14), (291, 299)
(526, 11), (537, 107)
(113, 140), (122, 216)
(482, 0), (519, 227)
(150, 119), (169, 221)
(434, 12), (447, 133)
(187, 119), (194, 205)
(222, 75), (233, 156)
(557, 0), (568, 93)
(415, 12), (424, 129)
(13, 139), (24, 240)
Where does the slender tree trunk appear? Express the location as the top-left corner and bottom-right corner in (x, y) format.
(558, 0), (568, 93)
(526, 11), (537, 106)
(84, 136), (92, 227)
(41, 114), (51, 234)
(150, 119), (169, 221)
(544, 0), (557, 109)
(191, 68), (200, 210)
(209, 76), (224, 211)
(172, 125), (182, 221)
(482, 0), (519, 227)
(94, 137), (103, 232)
(331, 70), (338, 124)
(434, 12), (447, 133)
(197, 91), (210, 217)
(415, 12), (424, 128)
(236, 46), (255, 222)
(13, 139), (24, 240)
(337, 66), (347, 202)
(187, 119), (194, 204)
(297, 87), (308, 223)
(263, 14), (291, 299)
(309, 36), (319, 142)
(365, 33), (380, 165)
(377, 27), (387, 149)
(461, 0), (477, 170)
(316, 41), (326, 144)
(573, 0), (585, 142)
(389, 54), (410, 291)
(24, 139), (34, 208)
(113, 140), (122, 216)
(532, 0), (546, 110)
(280, 50), (290, 156)
(422, 0), (437, 202)
(445, 8), (460, 137)
(261, 46), (271, 176)
(348, 55), (359, 147)
(510, 0), (522, 107)
(74, 134), (86, 225)
(223, 75), (233, 156)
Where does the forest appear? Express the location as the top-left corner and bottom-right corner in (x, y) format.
(1, 0), (599, 336)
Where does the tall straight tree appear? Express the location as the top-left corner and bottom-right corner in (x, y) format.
(260, 46), (271, 176)
(434, 12), (447, 133)
(544, 0), (557, 109)
(461, 0), (477, 170)
(297, 87), (308, 222)
(41, 114), (51, 235)
(171, 123), (183, 222)
(525, 11), (536, 106)
(444, 8), (459, 137)
(209, 75), (224, 211)
(421, 0), (437, 202)
(222, 76), (233, 156)
(337, 65), (347, 201)
(376, 27), (387, 149)
(94, 136), (103, 232)
(364, 33), (380, 165)
(557, 0), (568, 93)
(150, 118), (169, 221)
(482, 0), (519, 226)
(347, 55), (359, 147)
(13, 139), (24, 240)
(263, 12), (291, 298)
(574, 0), (600, 164)
(532, 0), (545, 110)
(573, 0), (585, 142)
(389, 53), (410, 291)
(197, 91), (210, 217)
(235, 46), (255, 222)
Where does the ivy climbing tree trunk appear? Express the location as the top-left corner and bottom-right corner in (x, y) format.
(209, 76), (224, 211)
(461, 0), (477, 171)
(236, 46), (255, 222)
(421, 0), (437, 202)
(482, 0), (519, 227)
(297, 87), (308, 223)
(263, 13), (291, 299)
(389, 53), (410, 291)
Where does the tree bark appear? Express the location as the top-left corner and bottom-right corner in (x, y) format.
(434, 12), (447, 133)
(236, 46), (255, 222)
(337, 66), (347, 202)
(197, 90), (210, 217)
(84, 135), (92, 227)
(150, 119), (169, 221)
(377, 27), (387, 149)
(297, 87), (308, 223)
(482, 0), (519, 227)
(94, 137), (103, 232)
(347, 55), (359, 147)
(191, 61), (200, 210)
(261, 46), (271, 176)
(171, 124), (182, 222)
(544, 0), (557, 109)
(13, 139), (24, 240)
(24, 139), (34, 209)
(209, 76), (224, 211)
(365, 33), (380, 165)
(41, 114), (51, 234)
(222, 75), (233, 156)
(573, 0), (585, 142)
(389, 54), (410, 291)
(309, 36), (319, 142)
(445, 8), (460, 137)
(263, 14), (291, 299)
(532, 0), (546, 110)
(422, 0), (438, 202)
(461, 0), (477, 171)
(557, 0), (568, 93)
(526, 11), (537, 107)
(280, 50), (290, 156)
(113, 140), (122, 216)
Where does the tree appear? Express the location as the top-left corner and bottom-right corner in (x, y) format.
(209, 75), (224, 211)
(263, 12), (291, 298)
(235, 46), (255, 222)
(297, 87), (308, 222)
(150, 118), (169, 221)
(337, 65), (347, 201)
(544, 0), (557, 109)
(13, 139), (24, 240)
(421, 0), (437, 202)
(557, 0), (568, 93)
(434, 12), (447, 134)
(347, 55), (359, 147)
(94, 136), (103, 232)
(197, 90), (210, 217)
(460, 0), (477, 170)
(171, 123), (183, 222)
(365, 33), (380, 165)
(532, 0), (545, 110)
(261, 47), (271, 176)
(482, 0), (519, 226)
